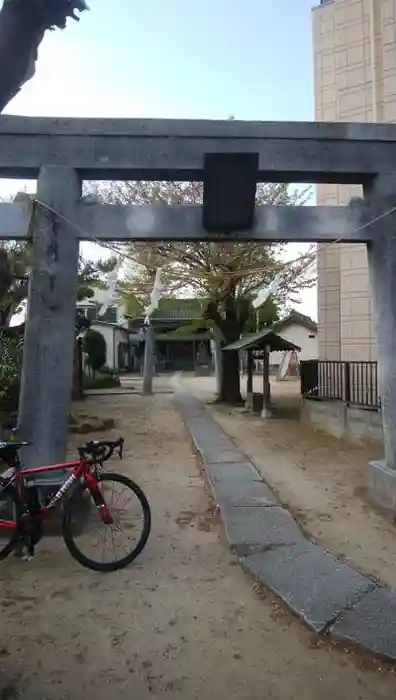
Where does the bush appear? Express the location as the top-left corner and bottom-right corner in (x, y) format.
(0, 330), (23, 387)
(0, 330), (23, 422)
(82, 372), (121, 390)
(83, 329), (106, 374)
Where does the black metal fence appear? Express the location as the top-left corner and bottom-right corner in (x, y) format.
(300, 360), (380, 409)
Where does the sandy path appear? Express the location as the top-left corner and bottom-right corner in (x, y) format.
(0, 390), (395, 699)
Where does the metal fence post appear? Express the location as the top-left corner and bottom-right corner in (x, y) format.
(344, 361), (351, 404)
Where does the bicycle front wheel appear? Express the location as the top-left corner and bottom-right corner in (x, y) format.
(62, 472), (151, 572)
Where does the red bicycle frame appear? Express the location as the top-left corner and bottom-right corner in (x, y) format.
(0, 455), (113, 530)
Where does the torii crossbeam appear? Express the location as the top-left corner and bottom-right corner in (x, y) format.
(0, 198), (380, 243)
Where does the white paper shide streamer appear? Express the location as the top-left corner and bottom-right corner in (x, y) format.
(279, 351), (292, 379)
(144, 268), (165, 325)
(98, 258), (123, 317)
(252, 270), (284, 310)
(252, 249), (316, 311)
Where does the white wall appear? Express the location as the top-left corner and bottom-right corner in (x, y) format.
(85, 323), (127, 370)
(271, 323), (318, 366)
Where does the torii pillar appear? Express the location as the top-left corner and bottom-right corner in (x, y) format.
(18, 166), (80, 474)
(365, 175), (396, 509)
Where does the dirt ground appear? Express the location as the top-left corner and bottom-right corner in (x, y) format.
(182, 374), (396, 590)
(1, 386), (396, 699)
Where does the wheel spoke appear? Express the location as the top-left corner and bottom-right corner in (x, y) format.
(101, 524), (109, 562)
(110, 527), (117, 563)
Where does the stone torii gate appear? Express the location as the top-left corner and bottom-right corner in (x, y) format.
(0, 115), (395, 507)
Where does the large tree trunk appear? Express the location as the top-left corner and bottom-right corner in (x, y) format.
(219, 348), (243, 404)
(212, 325), (223, 395)
(205, 290), (251, 406)
(0, 0), (88, 114)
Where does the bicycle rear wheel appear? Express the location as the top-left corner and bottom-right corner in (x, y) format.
(62, 472), (151, 572)
(0, 487), (20, 560)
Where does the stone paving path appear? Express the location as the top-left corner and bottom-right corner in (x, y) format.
(175, 386), (396, 662)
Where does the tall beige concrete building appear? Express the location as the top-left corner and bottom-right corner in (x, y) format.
(313, 0), (396, 361)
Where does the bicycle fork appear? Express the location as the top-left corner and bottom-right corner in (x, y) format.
(86, 474), (114, 525)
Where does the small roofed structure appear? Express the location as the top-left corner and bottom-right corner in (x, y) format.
(222, 329), (300, 417)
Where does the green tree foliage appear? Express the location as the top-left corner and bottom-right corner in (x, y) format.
(0, 241), (30, 327)
(76, 255), (118, 302)
(0, 234), (116, 409)
(0, 329), (23, 393)
(243, 298), (281, 335)
(0, 240), (117, 329)
(0, 327), (23, 426)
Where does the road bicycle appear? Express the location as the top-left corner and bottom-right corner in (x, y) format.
(0, 436), (151, 572)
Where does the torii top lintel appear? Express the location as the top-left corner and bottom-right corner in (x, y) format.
(1, 115), (396, 182)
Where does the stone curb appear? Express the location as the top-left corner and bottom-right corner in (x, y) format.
(174, 387), (396, 662)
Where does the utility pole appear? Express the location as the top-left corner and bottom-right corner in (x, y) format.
(142, 323), (155, 396)
(212, 326), (223, 395)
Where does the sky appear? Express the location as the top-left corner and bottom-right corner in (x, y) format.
(1, 0), (318, 318)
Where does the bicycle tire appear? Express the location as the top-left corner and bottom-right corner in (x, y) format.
(0, 486), (20, 561)
(62, 472), (151, 572)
